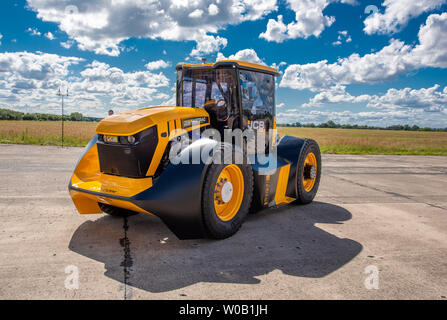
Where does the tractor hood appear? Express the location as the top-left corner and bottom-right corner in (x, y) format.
(96, 106), (209, 136)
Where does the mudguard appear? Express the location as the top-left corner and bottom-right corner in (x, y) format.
(276, 135), (306, 198)
(132, 139), (220, 239)
(250, 135), (306, 208)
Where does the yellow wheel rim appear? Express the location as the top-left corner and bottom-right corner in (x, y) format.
(302, 152), (317, 192)
(214, 164), (244, 221)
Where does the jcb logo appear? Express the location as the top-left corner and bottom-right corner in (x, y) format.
(248, 120), (265, 130)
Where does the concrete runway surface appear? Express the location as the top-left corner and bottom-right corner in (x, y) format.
(0, 144), (446, 300)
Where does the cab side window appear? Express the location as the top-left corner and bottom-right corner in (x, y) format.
(195, 81), (207, 108)
(239, 70), (275, 119)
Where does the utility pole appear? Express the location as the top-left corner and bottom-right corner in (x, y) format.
(57, 88), (69, 148)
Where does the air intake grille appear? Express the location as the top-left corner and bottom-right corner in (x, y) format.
(97, 126), (158, 178)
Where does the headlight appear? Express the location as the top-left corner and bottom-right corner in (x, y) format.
(117, 135), (137, 145)
(100, 129), (152, 145)
(127, 135), (136, 144)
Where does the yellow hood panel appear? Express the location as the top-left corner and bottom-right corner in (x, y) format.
(96, 106), (209, 136)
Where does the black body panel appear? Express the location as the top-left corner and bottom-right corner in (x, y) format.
(132, 138), (219, 239)
(251, 157), (286, 208)
(97, 126), (158, 178)
(133, 162), (207, 239)
(276, 136), (306, 198)
(250, 136), (306, 207)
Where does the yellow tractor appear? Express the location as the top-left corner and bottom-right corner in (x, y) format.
(69, 60), (321, 239)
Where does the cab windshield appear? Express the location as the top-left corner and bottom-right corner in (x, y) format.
(178, 68), (235, 109)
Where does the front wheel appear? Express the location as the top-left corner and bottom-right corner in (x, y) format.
(202, 163), (253, 239)
(296, 139), (321, 204)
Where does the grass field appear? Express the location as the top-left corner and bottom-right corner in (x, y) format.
(0, 120), (96, 147)
(279, 127), (447, 155)
(1, 121), (447, 155)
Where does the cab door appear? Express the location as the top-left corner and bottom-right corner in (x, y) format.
(238, 69), (275, 154)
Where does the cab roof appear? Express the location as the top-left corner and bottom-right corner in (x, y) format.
(176, 60), (280, 77)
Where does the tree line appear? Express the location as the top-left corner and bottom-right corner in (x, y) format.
(278, 120), (447, 132)
(1, 108), (445, 132)
(0, 108), (101, 122)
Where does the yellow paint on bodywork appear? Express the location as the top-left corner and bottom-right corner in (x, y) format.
(96, 106), (209, 136)
(70, 189), (102, 214)
(71, 142), (152, 197)
(70, 138), (153, 215)
(303, 152), (317, 192)
(274, 164), (296, 206)
(72, 174), (153, 198)
(213, 164), (244, 222)
(69, 189), (151, 215)
(71, 143), (100, 184)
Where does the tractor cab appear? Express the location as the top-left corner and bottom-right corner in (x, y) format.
(176, 61), (279, 140)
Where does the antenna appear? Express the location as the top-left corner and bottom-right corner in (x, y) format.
(57, 87), (69, 148)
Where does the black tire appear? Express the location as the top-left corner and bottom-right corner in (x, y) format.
(202, 162), (253, 239)
(296, 139), (321, 204)
(98, 203), (139, 218)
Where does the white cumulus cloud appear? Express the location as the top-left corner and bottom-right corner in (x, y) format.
(302, 85), (370, 107)
(208, 4), (219, 16)
(145, 59), (171, 71)
(44, 32), (55, 40)
(364, 0), (446, 35)
(276, 107), (445, 128)
(26, 27), (41, 36)
(0, 51), (83, 83)
(217, 48), (265, 65)
(0, 52), (171, 116)
(26, 0), (277, 56)
(281, 13), (447, 91)
(260, 0), (357, 42)
(302, 83), (447, 115)
(60, 40), (74, 49)
(190, 33), (228, 57)
(332, 30), (352, 46)
(368, 84), (447, 112)
(189, 9), (204, 19)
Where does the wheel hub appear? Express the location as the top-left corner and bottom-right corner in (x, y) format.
(303, 164), (316, 180)
(302, 152), (318, 192)
(220, 181), (233, 203)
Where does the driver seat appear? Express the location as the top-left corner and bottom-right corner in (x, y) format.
(204, 99), (228, 136)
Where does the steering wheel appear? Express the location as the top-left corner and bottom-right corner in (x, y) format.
(215, 99), (230, 122)
(215, 99), (226, 108)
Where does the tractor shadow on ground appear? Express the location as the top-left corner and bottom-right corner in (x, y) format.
(69, 201), (362, 293)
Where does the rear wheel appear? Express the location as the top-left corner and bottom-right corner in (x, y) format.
(202, 163), (253, 239)
(98, 203), (139, 218)
(296, 139), (321, 204)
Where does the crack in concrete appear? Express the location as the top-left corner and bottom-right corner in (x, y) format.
(119, 217), (133, 300)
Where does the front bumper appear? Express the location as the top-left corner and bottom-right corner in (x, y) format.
(69, 174), (154, 216)
(69, 135), (210, 239)
(69, 134), (154, 215)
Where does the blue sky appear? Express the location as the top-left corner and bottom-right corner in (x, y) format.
(0, 0), (446, 127)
